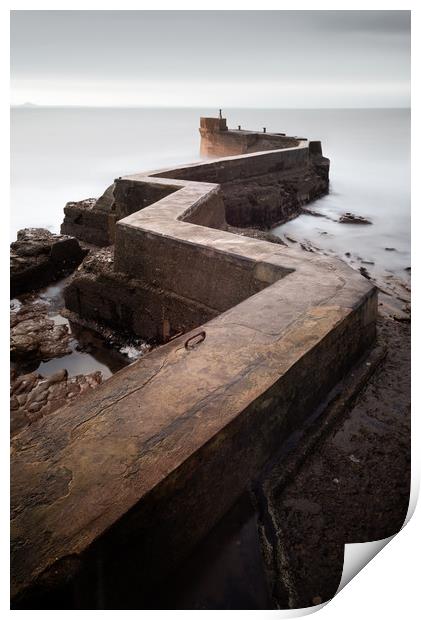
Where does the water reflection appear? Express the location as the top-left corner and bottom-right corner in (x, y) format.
(12, 276), (130, 379)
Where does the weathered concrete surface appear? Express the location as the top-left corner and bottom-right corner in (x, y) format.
(197, 119), (329, 227)
(156, 139), (329, 230)
(11, 120), (373, 608)
(10, 228), (87, 296)
(139, 342), (384, 610)
(11, 234), (377, 606)
(141, 311), (408, 610)
(113, 142), (328, 230)
(64, 247), (219, 344)
(199, 117), (299, 157)
(60, 121), (329, 258)
(65, 140), (328, 343)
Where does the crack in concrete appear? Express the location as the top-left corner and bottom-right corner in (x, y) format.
(69, 344), (185, 441)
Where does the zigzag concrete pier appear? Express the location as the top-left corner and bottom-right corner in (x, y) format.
(11, 118), (377, 607)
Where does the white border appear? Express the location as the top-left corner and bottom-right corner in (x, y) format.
(3, 3), (418, 618)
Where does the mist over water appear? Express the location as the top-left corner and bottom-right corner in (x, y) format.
(272, 108), (410, 280)
(10, 107), (410, 279)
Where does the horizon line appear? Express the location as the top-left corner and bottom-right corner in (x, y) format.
(10, 104), (411, 111)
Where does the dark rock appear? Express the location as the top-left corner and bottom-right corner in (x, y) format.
(300, 242), (314, 253)
(338, 212), (372, 225)
(10, 297), (71, 363)
(385, 247), (396, 251)
(10, 369), (102, 436)
(10, 228), (87, 296)
(359, 266), (371, 279)
(94, 183), (116, 212)
(61, 195), (114, 246)
(218, 159), (329, 230)
(299, 240), (320, 253)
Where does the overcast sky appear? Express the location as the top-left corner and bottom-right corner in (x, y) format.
(10, 10), (410, 108)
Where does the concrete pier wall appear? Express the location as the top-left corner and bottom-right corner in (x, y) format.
(64, 141), (323, 342)
(12, 283), (376, 606)
(11, 120), (374, 607)
(199, 116), (299, 157)
(60, 127), (329, 244)
(154, 141), (310, 183)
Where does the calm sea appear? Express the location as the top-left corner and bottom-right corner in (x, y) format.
(11, 106), (410, 278)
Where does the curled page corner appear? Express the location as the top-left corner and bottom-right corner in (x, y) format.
(336, 536), (395, 596)
(336, 480), (419, 598)
(265, 601), (328, 618)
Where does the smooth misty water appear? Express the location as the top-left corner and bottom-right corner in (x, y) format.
(271, 108), (411, 282)
(11, 106), (410, 281)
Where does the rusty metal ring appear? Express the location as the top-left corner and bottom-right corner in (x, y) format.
(184, 331), (206, 350)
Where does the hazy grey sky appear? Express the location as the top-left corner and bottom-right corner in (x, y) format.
(10, 10), (410, 108)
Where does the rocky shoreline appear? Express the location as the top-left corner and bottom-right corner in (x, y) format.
(11, 368), (103, 437)
(11, 296), (71, 363)
(11, 228), (87, 296)
(10, 228), (150, 437)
